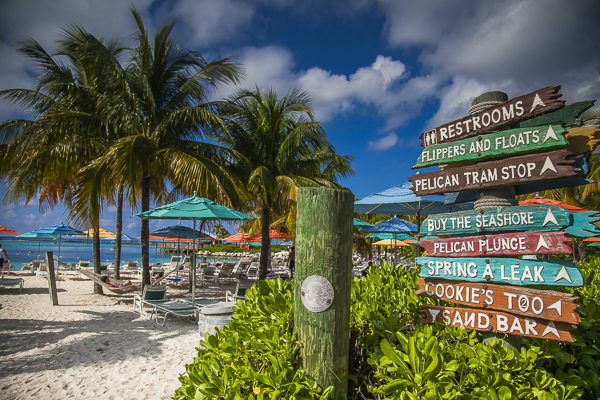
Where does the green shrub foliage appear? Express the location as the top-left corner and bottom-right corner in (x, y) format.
(176, 258), (600, 399)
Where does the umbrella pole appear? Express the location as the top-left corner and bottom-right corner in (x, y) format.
(58, 235), (62, 263)
(394, 233), (398, 265)
(191, 220), (197, 306)
(37, 238), (41, 260)
(161, 239), (165, 265)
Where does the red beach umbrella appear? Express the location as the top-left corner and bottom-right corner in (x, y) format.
(248, 229), (291, 242)
(223, 232), (251, 243)
(0, 224), (21, 235)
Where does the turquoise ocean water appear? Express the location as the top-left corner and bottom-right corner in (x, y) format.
(0, 237), (206, 270)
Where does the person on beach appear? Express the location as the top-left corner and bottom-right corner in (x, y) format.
(0, 243), (9, 271)
(100, 275), (133, 288)
(289, 246), (295, 278)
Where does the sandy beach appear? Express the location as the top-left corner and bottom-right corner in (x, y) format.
(0, 272), (236, 400)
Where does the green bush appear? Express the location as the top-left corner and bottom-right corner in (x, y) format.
(174, 279), (329, 400)
(176, 259), (599, 399)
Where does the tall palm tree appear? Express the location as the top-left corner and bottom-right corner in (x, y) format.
(0, 27), (126, 293)
(94, 9), (246, 286)
(216, 87), (354, 279)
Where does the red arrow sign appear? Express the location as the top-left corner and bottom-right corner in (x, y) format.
(419, 231), (571, 257)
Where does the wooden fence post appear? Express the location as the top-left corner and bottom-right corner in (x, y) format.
(45, 251), (59, 306)
(294, 187), (354, 399)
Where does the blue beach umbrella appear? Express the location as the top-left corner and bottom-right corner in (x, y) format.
(16, 231), (59, 260)
(151, 222), (203, 264)
(32, 222), (84, 261)
(362, 217), (418, 264)
(354, 182), (474, 228)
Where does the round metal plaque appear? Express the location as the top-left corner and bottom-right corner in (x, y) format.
(301, 275), (334, 313)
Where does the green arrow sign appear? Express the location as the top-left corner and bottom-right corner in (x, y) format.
(413, 125), (569, 169)
(419, 204), (600, 238)
(417, 257), (584, 287)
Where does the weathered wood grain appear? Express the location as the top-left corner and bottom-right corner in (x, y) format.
(419, 86), (565, 148)
(409, 149), (577, 196)
(419, 204), (600, 238)
(417, 257), (584, 287)
(518, 100), (595, 129)
(420, 305), (576, 342)
(294, 187), (354, 400)
(420, 231), (572, 257)
(414, 125), (569, 169)
(416, 278), (580, 323)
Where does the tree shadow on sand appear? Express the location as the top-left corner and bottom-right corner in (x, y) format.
(0, 309), (199, 377)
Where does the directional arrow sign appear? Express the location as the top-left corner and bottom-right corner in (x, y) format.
(417, 257), (584, 287)
(420, 305), (575, 342)
(416, 278), (580, 323)
(408, 149), (578, 196)
(419, 204), (600, 238)
(419, 86), (565, 148)
(419, 231), (572, 257)
(414, 125), (569, 169)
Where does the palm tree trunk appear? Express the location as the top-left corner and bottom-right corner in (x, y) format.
(113, 184), (124, 280)
(141, 163), (151, 287)
(93, 218), (103, 294)
(258, 205), (271, 280)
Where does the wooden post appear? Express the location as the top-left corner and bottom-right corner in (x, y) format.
(45, 251), (59, 306)
(294, 187), (354, 400)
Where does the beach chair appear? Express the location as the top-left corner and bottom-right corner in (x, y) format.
(230, 259), (250, 281)
(215, 262), (236, 284)
(246, 263), (259, 280)
(225, 282), (254, 302)
(197, 266), (216, 285)
(36, 264), (49, 281)
(119, 261), (138, 278)
(133, 284), (168, 317)
(0, 278), (24, 293)
(151, 301), (204, 326)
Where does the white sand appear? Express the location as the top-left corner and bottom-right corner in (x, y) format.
(0, 272), (236, 400)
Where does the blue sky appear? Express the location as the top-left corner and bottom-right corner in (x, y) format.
(1, 0), (599, 237)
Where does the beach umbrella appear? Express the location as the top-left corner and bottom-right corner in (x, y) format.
(362, 217), (418, 264)
(135, 193), (252, 307)
(365, 232), (415, 242)
(373, 239), (410, 247)
(223, 232), (252, 243)
(247, 229), (291, 242)
(0, 224), (21, 235)
(16, 231), (58, 260)
(353, 218), (374, 229)
(354, 182), (474, 230)
(151, 222), (203, 264)
(32, 222), (84, 261)
(518, 195), (589, 213)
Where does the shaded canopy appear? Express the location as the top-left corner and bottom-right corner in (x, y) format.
(354, 182), (474, 215)
(373, 239), (410, 247)
(150, 223), (203, 239)
(361, 217), (418, 234)
(223, 232), (252, 243)
(135, 195), (252, 221)
(519, 196), (589, 213)
(365, 232), (415, 241)
(353, 218), (374, 229)
(248, 229), (291, 242)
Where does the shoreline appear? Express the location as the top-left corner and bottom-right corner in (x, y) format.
(0, 272), (236, 399)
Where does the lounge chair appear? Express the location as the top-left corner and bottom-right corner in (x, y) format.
(225, 282), (254, 302)
(36, 264), (49, 280)
(133, 284), (168, 317)
(152, 261), (186, 285)
(0, 278), (24, 293)
(215, 262), (236, 284)
(78, 267), (140, 294)
(246, 263), (259, 280)
(133, 285), (201, 326)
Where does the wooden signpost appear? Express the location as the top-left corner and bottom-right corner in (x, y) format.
(419, 204), (600, 238)
(411, 86), (593, 344)
(414, 125), (569, 169)
(420, 305), (576, 342)
(417, 257), (584, 287)
(409, 149), (578, 196)
(419, 86), (565, 148)
(419, 231), (572, 257)
(416, 278), (580, 323)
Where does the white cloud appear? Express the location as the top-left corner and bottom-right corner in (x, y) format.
(368, 132), (400, 151)
(170, 0), (254, 47)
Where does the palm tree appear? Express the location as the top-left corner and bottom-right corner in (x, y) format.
(212, 223), (230, 240)
(216, 87), (354, 279)
(94, 9), (246, 285)
(0, 27), (126, 293)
